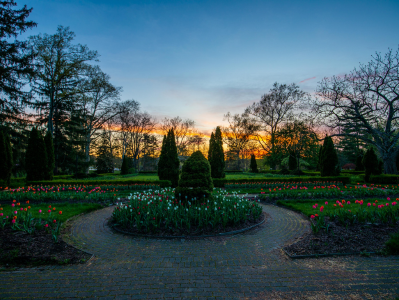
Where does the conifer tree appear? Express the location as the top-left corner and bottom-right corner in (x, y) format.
(157, 130), (180, 187)
(288, 151), (297, 171)
(120, 155), (129, 175)
(96, 133), (113, 174)
(209, 126), (225, 178)
(208, 132), (215, 163)
(25, 128), (48, 181)
(316, 145), (323, 171)
(250, 154), (258, 173)
(0, 131), (9, 187)
(362, 148), (379, 182)
(355, 152), (364, 171)
(44, 131), (55, 180)
(4, 131), (13, 186)
(320, 136), (340, 176)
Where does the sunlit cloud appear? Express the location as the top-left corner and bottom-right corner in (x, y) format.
(299, 76), (316, 83)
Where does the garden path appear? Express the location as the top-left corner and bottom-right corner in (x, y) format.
(1, 204), (399, 299)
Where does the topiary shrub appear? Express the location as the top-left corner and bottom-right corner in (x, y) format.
(175, 151), (213, 203)
(250, 154), (258, 173)
(362, 148), (380, 182)
(288, 151), (297, 171)
(120, 155), (129, 175)
(320, 136), (340, 176)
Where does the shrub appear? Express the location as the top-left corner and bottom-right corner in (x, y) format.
(279, 168), (290, 175)
(289, 169), (305, 176)
(362, 148), (380, 182)
(250, 154), (258, 173)
(175, 151), (213, 202)
(320, 136), (340, 176)
(44, 131), (55, 180)
(369, 175), (399, 184)
(385, 231), (399, 255)
(25, 128), (47, 182)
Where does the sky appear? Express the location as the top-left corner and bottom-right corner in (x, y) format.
(18, 0), (399, 135)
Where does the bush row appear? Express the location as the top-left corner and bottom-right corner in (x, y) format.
(369, 175), (399, 184)
(212, 176), (351, 187)
(25, 179), (172, 188)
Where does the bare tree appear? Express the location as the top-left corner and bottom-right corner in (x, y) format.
(245, 82), (308, 169)
(160, 116), (197, 156)
(79, 66), (122, 172)
(221, 112), (259, 170)
(313, 46), (399, 174)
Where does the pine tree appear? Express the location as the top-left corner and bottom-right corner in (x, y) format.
(355, 152), (364, 171)
(120, 155), (129, 175)
(209, 126), (225, 178)
(250, 154), (258, 173)
(362, 148), (379, 182)
(25, 128), (48, 181)
(288, 151), (297, 171)
(44, 131), (55, 180)
(157, 130), (180, 187)
(0, 131), (8, 187)
(320, 136), (340, 176)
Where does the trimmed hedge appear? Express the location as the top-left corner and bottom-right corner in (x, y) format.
(212, 176), (351, 188)
(369, 175), (399, 184)
(138, 171), (157, 174)
(225, 170), (243, 173)
(341, 170), (365, 175)
(26, 179), (172, 188)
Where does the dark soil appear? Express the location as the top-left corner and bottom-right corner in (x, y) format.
(111, 212), (267, 238)
(0, 227), (91, 267)
(284, 217), (399, 256)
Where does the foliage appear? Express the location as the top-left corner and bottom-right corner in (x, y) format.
(111, 189), (262, 235)
(25, 128), (48, 182)
(355, 152), (364, 171)
(320, 136), (340, 176)
(250, 154), (258, 173)
(175, 151), (213, 202)
(208, 126), (226, 178)
(369, 175), (399, 184)
(363, 148), (380, 182)
(157, 129), (180, 187)
(288, 151), (296, 171)
(44, 131), (55, 180)
(385, 231), (399, 255)
(96, 133), (114, 174)
(0, 0), (37, 123)
(0, 130), (13, 187)
(120, 155), (129, 175)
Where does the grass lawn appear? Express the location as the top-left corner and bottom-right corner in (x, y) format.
(277, 198), (397, 218)
(0, 202), (103, 223)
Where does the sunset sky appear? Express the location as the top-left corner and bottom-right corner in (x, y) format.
(19, 0), (398, 135)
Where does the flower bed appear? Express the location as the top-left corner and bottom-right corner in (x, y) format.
(111, 189), (264, 236)
(280, 198), (399, 256)
(0, 201), (102, 267)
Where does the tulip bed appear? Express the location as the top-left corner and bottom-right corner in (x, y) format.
(0, 201), (103, 266)
(111, 188), (263, 236)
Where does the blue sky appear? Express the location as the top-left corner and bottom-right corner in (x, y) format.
(19, 0), (399, 134)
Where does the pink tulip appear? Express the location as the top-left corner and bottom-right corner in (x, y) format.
(367, 203), (371, 207)
(387, 197), (391, 201)
(325, 202), (328, 205)
(386, 203), (389, 206)
(12, 219), (15, 224)
(14, 211), (17, 214)
(48, 210), (51, 213)
(0, 213), (3, 216)
(310, 215), (315, 219)
(45, 224), (49, 228)
(39, 209), (42, 213)
(11, 204), (15, 207)
(20, 208), (23, 211)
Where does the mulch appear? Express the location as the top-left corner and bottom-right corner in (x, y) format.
(284, 217), (399, 256)
(0, 227), (91, 267)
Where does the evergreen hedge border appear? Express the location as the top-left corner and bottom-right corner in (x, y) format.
(25, 179), (172, 188)
(212, 176), (351, 188)
(369, 175), (399, 184)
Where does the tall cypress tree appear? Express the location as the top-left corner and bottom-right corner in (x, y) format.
(362, 148), (379, 182)
(120, 155), (129, 175)
(158, 130), (180, 187)
(25, 128), (48, 181)
(209, 126), (225, 178)
(250, 154), (258, 173)
(44, 131), (55, 180)
(208, 132), (215, 164)
(288, 151), (297, 171)
(320, 136), (340, 176)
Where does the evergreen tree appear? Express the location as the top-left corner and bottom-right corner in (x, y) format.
(316, 145), (323, 171)
(25, 128), (48, 181)
(120, 155), (129, 175)
(157, 130), (180, 187)
(96, 133), (113, 173)
(44, 131), (55, 180)
(175, 151), (213, 202)
(320, 136), (340, 176)
(209, 126), (225, 178)
(355, 152), (364, 171)
(0, 131), (9, 187)
(250, 154), (258, 173)
(288, 151), (297, 171)
(4, 131), (13, 186)
(362, 148), (380, 182)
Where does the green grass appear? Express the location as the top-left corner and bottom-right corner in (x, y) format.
(0, 202), (103, 223)
(276, 198), (397, 218)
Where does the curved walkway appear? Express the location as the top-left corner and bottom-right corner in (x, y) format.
(0, 204), (398, 299)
